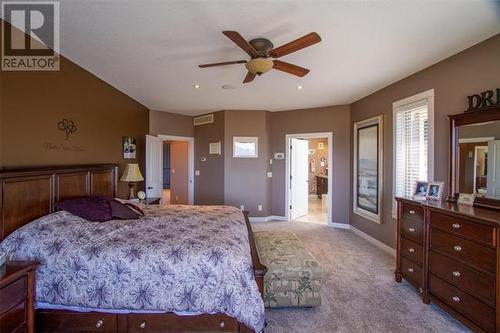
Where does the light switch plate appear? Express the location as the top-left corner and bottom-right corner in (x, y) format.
(267, 172), (272, 178)
(195, 170), (200, 176)
(274, 152), (284, 159)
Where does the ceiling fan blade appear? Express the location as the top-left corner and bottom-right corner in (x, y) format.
(273, 60), (310, 77)
(198, 60), (247, 68)
(270, 32), (321, 58)
(243, 72), (256, 83)
(223, 31), (257, 57)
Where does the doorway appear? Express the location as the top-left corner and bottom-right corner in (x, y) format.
(145, 135), (194, 205)
(285, 132), (332, 225)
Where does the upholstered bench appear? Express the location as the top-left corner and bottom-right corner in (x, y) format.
(254, 231), (322, 308)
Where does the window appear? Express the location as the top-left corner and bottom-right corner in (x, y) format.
(233, 137), (258, 158)
(393, 90), (434, 217)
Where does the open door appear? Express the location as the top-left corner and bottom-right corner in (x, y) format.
(146, 135), (163, 199)
(290, 138), (309, 219)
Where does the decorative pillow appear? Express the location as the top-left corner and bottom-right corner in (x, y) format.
(55, 197), (145, 222)
(109, 199), (143, 220)
(123, 202), (145, 216)
(55, 197), (112, 222)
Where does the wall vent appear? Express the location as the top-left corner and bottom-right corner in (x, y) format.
(193, 114), (214, 126)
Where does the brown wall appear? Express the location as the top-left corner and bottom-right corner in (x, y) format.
(224, 110), (272, 217)
(170, 141), (189, 204)
(1, 55), (149, 198)
(194, 111), (225, 204)
(149, 110), (193, 137)
(350, 34), (500, 248)
(270, 105), (351, 224)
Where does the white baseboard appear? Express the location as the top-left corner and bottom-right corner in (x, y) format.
(330, 222), (351, 229)
(249, 215), (287, 223)
(350, 225), (396, 257)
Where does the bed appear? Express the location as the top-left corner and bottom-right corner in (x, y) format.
(0, 164), (267, 333)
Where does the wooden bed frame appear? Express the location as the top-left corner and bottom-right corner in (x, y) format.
(0, 164), (267, 333)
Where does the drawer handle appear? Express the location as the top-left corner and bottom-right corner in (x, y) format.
(96, 320), (104, 328)
(452, 296), (461, 303)
(408, 268), (414, 273)
(408, 248), (415, 253)
(408, 227), (416, 233)
(453, 245), (463, 252)
(452, 223), (461, 230)
(452, 271), (461, 278)
(220, 320), (225, 328)
(140, 321), (147, 329)
(409, 210), (416, 215)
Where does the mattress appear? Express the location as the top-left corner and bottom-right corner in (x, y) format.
(1, 205), (265, 332)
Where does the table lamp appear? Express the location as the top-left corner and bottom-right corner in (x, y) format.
(120, 163), (144, 199)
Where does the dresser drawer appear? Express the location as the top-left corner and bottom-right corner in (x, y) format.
(401, 202), (424, 222)
(401, 217), (424, 245)
(37, 311), (116, 332)
(429, 211), (495, 247)
(401, 257), (422, 288)
(401, 238), (423, 265)
(429, 251), (495, 306)
(430, 229), (496, 274)
(429, 275), (495, 333)
(127, 313), (238, 332)
(0, 301), (26, 333)
(0, 277), (26, 315)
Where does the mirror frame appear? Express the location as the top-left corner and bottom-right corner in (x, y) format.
(449, 105), (500, 209)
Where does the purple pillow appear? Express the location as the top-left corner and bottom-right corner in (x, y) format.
(109, 199), (143, 220)
(55, 197), (112, 222)
(55, 197), (144, 222)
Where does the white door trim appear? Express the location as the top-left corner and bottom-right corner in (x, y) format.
(285, 132), (333, 226)
(157, 134), (195, 205)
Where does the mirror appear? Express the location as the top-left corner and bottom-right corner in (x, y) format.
(457, 120), (500, 199)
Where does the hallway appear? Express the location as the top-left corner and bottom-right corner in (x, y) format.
(294, 195), (328, 224)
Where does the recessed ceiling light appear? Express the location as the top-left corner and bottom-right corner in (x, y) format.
(193, 84), (200, 89)
(297, 85), (303, 90)
(222, 84), (236, 90)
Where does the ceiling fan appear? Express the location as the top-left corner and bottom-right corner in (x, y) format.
(198, 31), (321, 83)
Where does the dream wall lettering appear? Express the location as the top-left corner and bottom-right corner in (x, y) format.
(467, 88), (500, 112)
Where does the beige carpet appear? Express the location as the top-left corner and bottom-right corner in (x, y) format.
(252, 221), (470, 333)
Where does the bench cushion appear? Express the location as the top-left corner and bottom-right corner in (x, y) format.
(254, 231), (322, 308)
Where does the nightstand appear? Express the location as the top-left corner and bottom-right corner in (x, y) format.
(0, 261), (38, 333)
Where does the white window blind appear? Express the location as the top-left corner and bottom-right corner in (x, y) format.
(394, 99), (432, 201)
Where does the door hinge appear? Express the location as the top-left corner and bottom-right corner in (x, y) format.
(289, 205), (292, 209)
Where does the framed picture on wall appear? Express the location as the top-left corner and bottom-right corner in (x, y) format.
(123, 137), (137, 159)
(353, 115), (383, 224)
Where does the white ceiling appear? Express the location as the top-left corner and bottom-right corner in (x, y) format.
(11, 1), (500, 115)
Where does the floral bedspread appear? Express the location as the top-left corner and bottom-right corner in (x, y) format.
(0, 205), (265, 332)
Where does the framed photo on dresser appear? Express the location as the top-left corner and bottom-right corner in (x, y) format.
(353, 115), (383, 223)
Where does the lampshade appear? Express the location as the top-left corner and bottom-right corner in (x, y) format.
(245, 58), (273, 75)
(120, 163), (144, 182)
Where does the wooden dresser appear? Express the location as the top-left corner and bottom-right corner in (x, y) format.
(396, 197), (500, 333)
(0, 261), (38, 333)
(316, 175), (328, 198)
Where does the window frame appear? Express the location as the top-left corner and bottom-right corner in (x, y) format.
(233, 136), (259, 158)
(392, 89), (435, 218)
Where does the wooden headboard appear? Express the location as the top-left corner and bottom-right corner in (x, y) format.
(0, 164), (118, 241)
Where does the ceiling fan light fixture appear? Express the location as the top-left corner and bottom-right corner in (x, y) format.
(245, 58), (273, 75)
